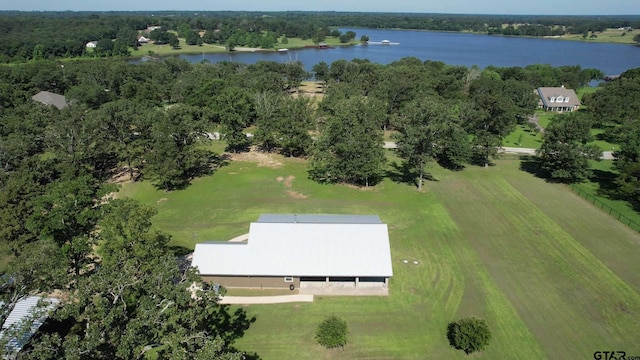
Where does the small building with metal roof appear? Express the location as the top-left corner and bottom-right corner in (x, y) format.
(1, 296), (59, 359)
(31, 91), (68, 110)
(191, 214), (393, 294)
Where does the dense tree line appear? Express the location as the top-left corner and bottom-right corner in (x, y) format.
(582, 69), (640, 209)
(1, 12), (639, 63)
(529, 67), (640, 217)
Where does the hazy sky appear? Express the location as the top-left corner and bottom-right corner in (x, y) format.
(1, 0), (639, 15)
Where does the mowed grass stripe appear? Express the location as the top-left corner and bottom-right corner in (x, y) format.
(504, 162), (640, 292)
(121, 157), (640, 359)
(235, 192), (469, 359)
(429, 183), (547, 359)
(433, 166), (640, 358)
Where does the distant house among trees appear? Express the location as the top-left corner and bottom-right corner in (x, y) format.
(536, 86), (581, 112)
(137, 36), (149, 44)
(85, 41), (97, 48)
(31, 90), (68, 110)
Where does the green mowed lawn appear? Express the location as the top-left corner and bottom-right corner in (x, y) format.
(119, 156), (640, 359)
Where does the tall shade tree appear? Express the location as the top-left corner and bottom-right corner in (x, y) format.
(309, 96), (386, 186)
(253, 93), (313, 157)
(25, 198), (254, 360)
(312, 61), (330, 88)
(0, 159), (59, 256)
(95, 99), (154, 180)
(46, 104), (116, 179)
(395, 96), (469, 190)
(583, 75), (640, 126)
(0, 240), (66, 328)
(214, 86), (255, 153)
(26, 173), (112, 279)
(613, 120), (640, 210)
(146, 105), (213, 190)
(466, 73), (521, 167)
(536, 112), (601, 183)
(98, 198), (170, 263)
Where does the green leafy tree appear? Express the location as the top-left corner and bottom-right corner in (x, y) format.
(146, 105), (213, 190)
(186, 30), (200, 45)
(25, 200), (255, 359)
(253, 91), (285, 152)
(0, 240), (66, 327)
(315, 316), (348, 349)
(98, 198), (170, 263)
(309, 96), (385, 186)
(116, 27), (139, 48)
(396, 96), (468, 190)
(613, 120), (640, 209)
(446, 317), (492, 354)
(95, 38), (114, 57)
(169, 34), (180, 48)
(215, 87), (255, 153)
(634, 34), (640, 44)
(311, 29), (326, 44)
(177, 23), (191, 38)
(95, 99), (153, 180)
(0, 159), (58, 256)
(26, 174), (111, 279)
(31, 44), (44, 61)
(583, 76), (640, 126)
(536, 112), (601, 183)
(312, 61), (330, 88)
(466, 73), (520, 167)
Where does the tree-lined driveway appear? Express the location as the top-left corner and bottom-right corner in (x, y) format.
(383, 142), (614, 160)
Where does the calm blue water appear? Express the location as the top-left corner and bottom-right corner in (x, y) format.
(141, 28), (640, 75)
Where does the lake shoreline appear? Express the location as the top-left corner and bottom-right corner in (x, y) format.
(343, 26), (640, 46)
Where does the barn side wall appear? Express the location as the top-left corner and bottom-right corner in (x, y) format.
(201, 275), (300, 289)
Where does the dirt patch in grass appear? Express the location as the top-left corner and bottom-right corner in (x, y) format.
(287, 190), (307, 199)
(277, 175), (308, 199)
(108, 167), (139, 184)
(229, 150), (283, 168)
(344, 183), (379, 191)
(284, 175), (294, 187)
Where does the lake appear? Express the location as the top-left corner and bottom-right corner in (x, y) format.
(152, 28), (640, 75)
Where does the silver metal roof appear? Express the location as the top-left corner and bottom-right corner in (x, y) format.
(192, 217), (393, 278)
(1, 296), (59, 357)
(257, 214), (382, 224)
(31, 91), (68, 110)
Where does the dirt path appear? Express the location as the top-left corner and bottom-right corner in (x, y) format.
(219, 294), (314, 304)
(527, 114), (545, 133)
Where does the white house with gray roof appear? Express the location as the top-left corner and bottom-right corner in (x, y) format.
(536, 86), (581, 112)
(191, 214), (393, 294)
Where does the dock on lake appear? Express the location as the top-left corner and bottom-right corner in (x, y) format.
(368, 40), (400, 45)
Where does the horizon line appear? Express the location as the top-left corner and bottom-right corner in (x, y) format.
(0, 10), (639, 16)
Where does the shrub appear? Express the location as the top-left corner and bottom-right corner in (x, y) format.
(446, 317), (491, 354)
(315, 315), (348, 349)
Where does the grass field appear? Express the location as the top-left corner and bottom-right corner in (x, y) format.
(572, 160), (640, 227)
(129, 36), (357, 58)
(119, 150), (640, 359)
(560, 28), (640, 45)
